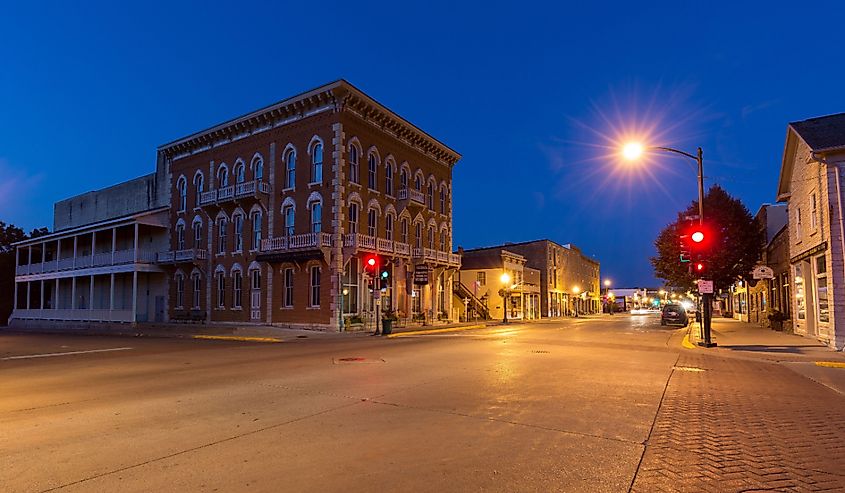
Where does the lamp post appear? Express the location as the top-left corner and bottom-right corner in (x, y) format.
(604, 279), (612, 315)
(624, 142), (714, 346)
(500, 272), (511, 323)
(572, 286), (580, 317)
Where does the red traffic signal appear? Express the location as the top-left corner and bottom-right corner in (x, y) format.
(364, 255), (379, 274)
(691, 230), (705, 243)
(695, 262), (705, 273)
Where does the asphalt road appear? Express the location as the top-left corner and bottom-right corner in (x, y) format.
(1, 315), (840, 492)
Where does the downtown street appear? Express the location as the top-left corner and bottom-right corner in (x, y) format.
(3, 316), (844, 493)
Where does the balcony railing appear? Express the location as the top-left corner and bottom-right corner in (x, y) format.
(261, 232), (333, 252)
(156, 249), (208, 263)
(343, 234), (412, 257)
(13, 308), (133, 322)
(14, 248), (156, 276)
(198, 180), (270, 206)
(397, 188), (425, 205)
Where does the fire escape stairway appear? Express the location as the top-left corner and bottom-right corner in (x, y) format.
(454, 281), (490, 320)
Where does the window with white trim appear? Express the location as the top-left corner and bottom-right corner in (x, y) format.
(367, 209), (377, 237)
(401, 218), (409, 244)
(233, 214), (243, 252)
(312, 142), (323, 183)
(252, 156), (264, 181)
(385, 214), (394, 241)
(400, 169), (408, 192)
(234, 163), (245, 184)
(349, 146), (359, 184)
(368, 153), (377, 189)
(175, 273), (185, 308)
(233, 270), (243, 308)
(310, 265), (321, 307)
(251, 212), (262, 250)
(414, 174), (422, 191)
(283, 268), (294, 307)
(342, 260), (358, 314)
(348, 203), (359, 234)
(477, 272), (486, 286)
(440, 232), (446, 251)
(428, 226), (435, 249)
(815, 254), (829, 323)
(385, 165), (393, 196)
(251, 268), (261, 290)
(415, 222), (422, 249)
(176, 224), (185, 250)
(796, 208), (802, 241)
(216, 272), (225, 308)
(286, 150), (296, 188)
(192, 273), (201, 309)
(217, 218), (227, 254)
(217, 166), (228, 187)
(427, 183), (434, 209)
(284, 205), (295, 237)
(311, 202), (322, 233)
(177, 177), (187, 212)
(193, 220), (202, 248)
(811, 193), (818, 231)
(193, 173), (204, 205)
(440, 188), (446, 213)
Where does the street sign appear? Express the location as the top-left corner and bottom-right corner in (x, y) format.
(752, 265), (775, 280)
(413, 268), (429, 285)
(697, 280), (714, 294)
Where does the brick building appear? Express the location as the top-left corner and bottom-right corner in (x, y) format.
(457, 248), (541, 321)
(11, 80), (461, 331)
(776, 113), (845, 349)
(742, 204), (790, 329)
(458, 240), (600, 317)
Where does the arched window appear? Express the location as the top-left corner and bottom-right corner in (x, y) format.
(368, 153), (377, 190)
(176, 223), (186, 250)
(251, 211), (262, 251)
(367, 209), (377, 237)
(233, 213), (244, 252)
(348, 203), (359, 234)
(283, 204), (295, 237)
(177, 177), (187, 212)
(349, 146), (359, 184)
(414, 222), (423, 249)
(400, 169), (408, 191)
(232, 269), (243, 308)
(311, 202), (322, 233)
(234, 162), (246, 184)
(385, 214), (394, 241)
(175, 273), (185, 308)
(428, 226), (435, 249)
(216, 270), (226, 308)
(193, 172), (204, 205)
(427, 183), (434, 209)
(192, 219), (203, 248)
(401, 218), (409, 244)
(440, 232), (446, 251)
(311, 142), (323, 183)
(217, 217), (228, 254)
(440, 187), (446, 214)
(285, 150), (296, 189)
(414, 174), (422, 191)
(385, 165), (393, 196)
(191, 272), (201, 309)
(252, 155), (264, 181)
(309, 265), (321, 308)
(217, 165), (228, 188)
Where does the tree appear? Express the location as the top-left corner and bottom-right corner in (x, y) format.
(1, 222), (50, 325)
(651, 185), (763, 291)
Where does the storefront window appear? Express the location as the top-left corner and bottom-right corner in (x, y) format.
(795, 264), (806, 320)
(343, 260), (359, 314)
(815, 255), (829, 323)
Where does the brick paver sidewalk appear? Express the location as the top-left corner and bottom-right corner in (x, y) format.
(631, 351), (845, 492)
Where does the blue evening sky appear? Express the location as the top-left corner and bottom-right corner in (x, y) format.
(3, 1), (844, 286)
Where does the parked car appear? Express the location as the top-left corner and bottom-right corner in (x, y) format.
(661, 303), (689, 326)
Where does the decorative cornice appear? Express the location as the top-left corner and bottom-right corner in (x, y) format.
(159, 80), (461, 169)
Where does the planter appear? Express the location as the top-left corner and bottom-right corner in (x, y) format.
(381, 319), (393, 335)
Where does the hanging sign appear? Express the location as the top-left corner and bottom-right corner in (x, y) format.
(413, 268), (430, 285)
(752, 265), (775, 280)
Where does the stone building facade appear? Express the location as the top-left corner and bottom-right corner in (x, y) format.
(776, 113), (845, 349)
(457, 248), (541, 321)
(11, 80), (461, 331)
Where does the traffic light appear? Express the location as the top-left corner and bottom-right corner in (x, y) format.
(694, 261), (706, 275)
(379, 263), (391, 290)
(679, 232), (691, 263)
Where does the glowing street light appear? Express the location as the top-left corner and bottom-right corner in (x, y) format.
(501, 272), (512, 324)
(622, 142), (644, 160)
(572, 286), (581, 317)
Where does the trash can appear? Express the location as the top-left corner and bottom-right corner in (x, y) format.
(381, 319), (393, 335)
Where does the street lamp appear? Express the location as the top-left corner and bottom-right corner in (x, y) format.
(500, 272), (511, 324)
(623, 141), (714, 347)
(604, 279), (612, 315)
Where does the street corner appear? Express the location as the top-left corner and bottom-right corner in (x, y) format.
(385, 323), (487, 338)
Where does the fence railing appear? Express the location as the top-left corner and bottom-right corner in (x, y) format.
(14, 248), (156, 276)
(261, 232), (333, 252)
(12, 308), (134, 322)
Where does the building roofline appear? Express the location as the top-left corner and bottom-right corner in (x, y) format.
(13, 207), (169, 247)
(157, 79), (461, 167)
(459, 238), (600, 265)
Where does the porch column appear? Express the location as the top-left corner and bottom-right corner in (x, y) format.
(71, 277), (77, 309)
(28, 246), (32, 268)
(73, 236), (78, 268)
(112, 227), (117, 264)
(132, 271), (138, 322)
(40, 280), (45, 309)
(109, 273), (115, 311)
(13, 280), (18, 311)
(91, 231), (96, 265)
(133, 223), (139, 262)
(26, 281), (31, 310)
(89, 275), (94, 312)
(55, 278), (60, 310)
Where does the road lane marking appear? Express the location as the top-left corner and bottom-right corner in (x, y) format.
(192, 335), (282, 343)
(1, 347), (133, 360)
(815, 361), (845, 369)
(681, 334), (696, 349)
(386, 324), (486, 338)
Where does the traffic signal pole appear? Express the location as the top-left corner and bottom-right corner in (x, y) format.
(696, 147), (715, 347)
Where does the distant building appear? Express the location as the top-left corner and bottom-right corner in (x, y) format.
(11, 80), (461, 330)
(459, 240), (600, 317)
(742, 204), (790, 329)
(457, 248), (541, 321)
(776, 113), (845, 349)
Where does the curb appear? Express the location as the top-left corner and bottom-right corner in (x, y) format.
(386, 323), (488, 338)
(815, 361), (845, 369)
(192, 335), (283, 343)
